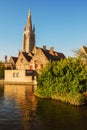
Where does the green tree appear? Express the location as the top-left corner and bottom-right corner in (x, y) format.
(36, 58), (87, 105)
(0, 62), (4, 79)
(0, 61), (11, 79)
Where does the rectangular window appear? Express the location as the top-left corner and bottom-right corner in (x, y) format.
(16, 73), (19, 77)
(13, 72), (19, 78)
(13, 73), (15, 77)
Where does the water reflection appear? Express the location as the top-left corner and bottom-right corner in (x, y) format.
(0, 85), (87, 130)
(36, 98), (87, 130)
(5, 84), (37, 130)
(0, 84), (4, 99)
(0, 84), (37, 130)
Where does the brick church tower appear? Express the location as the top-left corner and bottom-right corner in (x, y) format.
(22, 9), (35, 54)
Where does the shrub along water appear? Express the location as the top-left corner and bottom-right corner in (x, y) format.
(0, 62), (4, 79)
(0, 61), (11, 79)
(35, 58), (87, 106)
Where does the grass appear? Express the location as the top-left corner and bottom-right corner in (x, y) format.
(35, 89), (87, 106)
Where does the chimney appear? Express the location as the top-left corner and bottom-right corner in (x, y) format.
(4, 55), (7, 63)
(50, 47), (54, 54)
(43, 45), (46, 50)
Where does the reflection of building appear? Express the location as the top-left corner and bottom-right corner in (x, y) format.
(5, 9), (65, 84)
(4, 84), (37, 129)
(0, 85), (4, 97)
(4, 85), (37, 102)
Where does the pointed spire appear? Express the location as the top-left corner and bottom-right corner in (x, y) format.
(28, 9), (32, 31)
(28, 9), (31, 17)
(33, 25), (35, 32)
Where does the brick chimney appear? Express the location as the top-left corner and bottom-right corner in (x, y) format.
(43, 45), (46, 50)
(50, 47), (54, 54)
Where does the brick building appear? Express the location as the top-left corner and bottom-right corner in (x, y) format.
(5, 10), (65, 84)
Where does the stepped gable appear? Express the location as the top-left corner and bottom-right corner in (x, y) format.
(22, 51), (32, 62)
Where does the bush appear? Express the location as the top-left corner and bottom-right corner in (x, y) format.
(0, 62), (4, 79)
(36, 58), (87, 105)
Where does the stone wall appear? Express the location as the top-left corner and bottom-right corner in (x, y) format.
(5, 70), (37, 84)
(16, 53), (30, 70)
(29, 48), (49, 72)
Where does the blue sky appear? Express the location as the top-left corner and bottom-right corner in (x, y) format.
(0, 0), (87, 61)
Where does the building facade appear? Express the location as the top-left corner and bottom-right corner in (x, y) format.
(5, 10), (65, 84)
(22, 9), (35, 54)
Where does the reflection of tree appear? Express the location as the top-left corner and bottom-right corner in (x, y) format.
(1, 85), (87, 130)
(36, 98), (87, 130)
(0, 62), (4, 79)
(0, 85), (4, 99)
(4, 85), (37, 130)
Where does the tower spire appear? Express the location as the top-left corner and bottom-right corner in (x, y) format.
(22, 9), (36, 53)
(28, 9), (32, 31)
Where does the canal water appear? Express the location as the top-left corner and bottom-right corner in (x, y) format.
(0, 85), (87, 130)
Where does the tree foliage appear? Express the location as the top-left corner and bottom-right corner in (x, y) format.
(0, 62), (11, 79)
(0, 62), (5, 79)
(36, 58), (87, 104)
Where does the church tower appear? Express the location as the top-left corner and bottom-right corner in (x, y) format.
(22, 9), (35, 54)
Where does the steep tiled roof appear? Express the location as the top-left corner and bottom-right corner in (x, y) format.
(22, 52), (32, 62)
(11, 57), (18, 63)
(36, 47), (65, 61)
